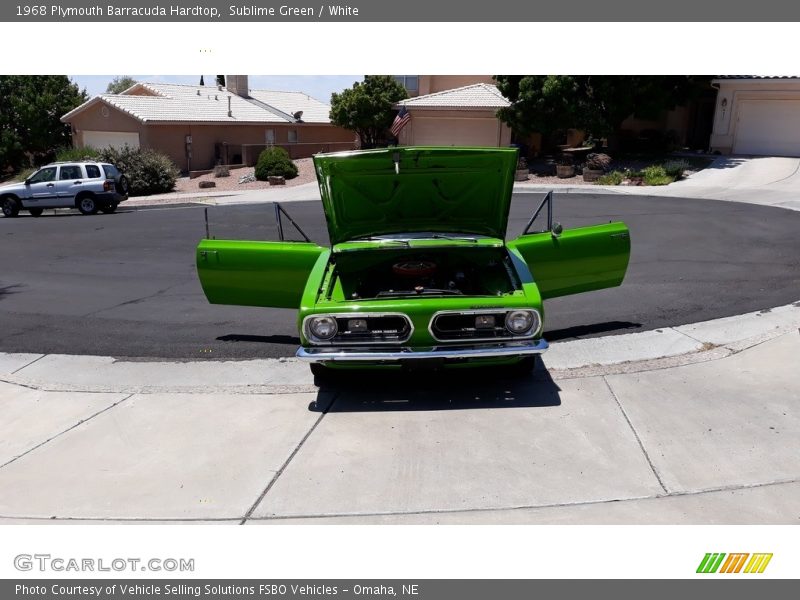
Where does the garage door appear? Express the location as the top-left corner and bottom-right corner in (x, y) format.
(82, 131), (140, 150)
(410, 117), (501, 146)
(734, 101), (800, 156)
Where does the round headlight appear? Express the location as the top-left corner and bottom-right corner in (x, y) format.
(308, 316), (338, 340)
(505, 310), (537, 335)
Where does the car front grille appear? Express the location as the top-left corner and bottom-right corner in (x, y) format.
(331, 315), (412, 344)
(430, 310), (526, 342)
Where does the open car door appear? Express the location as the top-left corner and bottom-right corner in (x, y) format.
(196, 239), (326, 309)
(508, 222), (631, 300)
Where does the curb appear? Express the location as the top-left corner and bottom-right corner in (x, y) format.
(2, 302), (797, 395)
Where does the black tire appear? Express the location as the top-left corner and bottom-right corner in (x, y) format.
(310, 362), (339, 384)
(76, 194), (98, 215)
(29, 208), (44, 217)
(100, 203), (118, 214)
(115, 175), (129, 196)
(1, 197), (20, 218)
(509, 355), (538, 376)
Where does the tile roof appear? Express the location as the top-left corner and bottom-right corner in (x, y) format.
(62, 81), (333, 124)
(396, 83), (510, 110)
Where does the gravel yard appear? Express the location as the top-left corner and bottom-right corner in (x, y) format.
(174, 157), (317, 193)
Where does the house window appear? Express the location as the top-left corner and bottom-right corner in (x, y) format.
(393, 76), (419, 93)
(288, 129), (298, 143)
(265, 129), (275, 144)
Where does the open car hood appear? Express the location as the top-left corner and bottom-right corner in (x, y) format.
(313, 147), (518, 245)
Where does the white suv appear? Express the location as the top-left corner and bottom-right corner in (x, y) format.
(0, 161), (129, 217)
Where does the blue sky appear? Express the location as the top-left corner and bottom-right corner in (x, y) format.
(69, 75), (363, 103)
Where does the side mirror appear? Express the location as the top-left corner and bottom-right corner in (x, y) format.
(24, 179), (31, 185)
(551, 222), (563, 238)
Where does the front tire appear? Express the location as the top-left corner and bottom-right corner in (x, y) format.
(29, 208), (43, 217)
(77, 195), (98, 215)
(509, 355), (538, 375)
(1, 197), (20, 218)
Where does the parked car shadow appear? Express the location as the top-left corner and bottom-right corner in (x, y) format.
(545, 320), (641, 341)
(217, 333), (301, 345)
(309, 364), (561, 413)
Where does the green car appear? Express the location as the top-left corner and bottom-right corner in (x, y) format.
(196, 147), (630, 374)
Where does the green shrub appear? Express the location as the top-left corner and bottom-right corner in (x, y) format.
(12, 167), (36, 182)
(97, 146), (178, 196)
(56, 146), (100, 162)
(596, 170), (625, 185)
(642, 164), (674, 186)
(661, 159), (690, 179)
(254, 147), (298, 181)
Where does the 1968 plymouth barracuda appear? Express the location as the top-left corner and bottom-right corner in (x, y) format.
(196, 147), (630, 374)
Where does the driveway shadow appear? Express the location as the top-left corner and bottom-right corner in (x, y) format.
(310, 364), (561, 413)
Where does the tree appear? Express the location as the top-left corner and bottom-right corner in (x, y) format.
(494, 75), (708, 143)
(106, 76), (137, 94)
(0, 76), (88, 172)
(329, 76), (408, 148)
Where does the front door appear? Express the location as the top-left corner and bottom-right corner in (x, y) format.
(508, 222), (631, 300)
(196, 239), (327, 309)
(22, 166), (58, 207)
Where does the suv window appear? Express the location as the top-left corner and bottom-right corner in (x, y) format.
(59, 165), (83, 180)
(28, 167), (57, 184)
(102, 164), (119, 178)
(85, 164), (101, 178)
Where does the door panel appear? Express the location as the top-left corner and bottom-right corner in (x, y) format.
(56, 164), (85, 207)
(507, 222), (630, 300)
(196, 239), (326, 309)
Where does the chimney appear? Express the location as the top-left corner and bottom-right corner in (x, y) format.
(226, 75), (249, 98)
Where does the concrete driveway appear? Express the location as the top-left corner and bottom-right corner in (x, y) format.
(664, 156), (800, 210)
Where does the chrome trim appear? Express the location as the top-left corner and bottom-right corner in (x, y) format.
(428, 308), (542, 343)
(302, 312), (414, 346)
(296, 339), (549, 362)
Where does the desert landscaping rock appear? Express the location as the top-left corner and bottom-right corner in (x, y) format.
(268, 176), (286, 185)
(198, 181), (216, 189)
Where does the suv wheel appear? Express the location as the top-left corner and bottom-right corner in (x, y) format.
(77, 195), (98, 215)
(100, 203), (118, 214)
(1, 197), (19, 218)
(29, 208), (44, 217)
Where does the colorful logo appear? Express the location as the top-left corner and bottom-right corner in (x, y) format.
(696, 553), (773, 574)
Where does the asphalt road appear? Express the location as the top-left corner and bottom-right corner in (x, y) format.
(1, 193), (799, 359)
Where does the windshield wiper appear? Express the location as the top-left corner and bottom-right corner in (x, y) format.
(377, 289), (464, 297)
(429, 234), (478, 243)
(356, 237), (411, 246)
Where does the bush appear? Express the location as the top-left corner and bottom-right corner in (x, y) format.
(661, 159), (690, 179)
(642, 164), (674, 186)
(213, 164), (230, 178)
(585, 153), (612, 171)
(97, 146), (178, 196)
(254, 147), (298, 181)
(56, 146), (100, 162)
(596, 170), (625, 185)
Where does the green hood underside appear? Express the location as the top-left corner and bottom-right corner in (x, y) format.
(313, 146), (518, 245)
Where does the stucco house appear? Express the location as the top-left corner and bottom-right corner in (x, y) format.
(709, 76), (800, 156)
(392, 82), (512, 147)
(61, 75), (355, 173)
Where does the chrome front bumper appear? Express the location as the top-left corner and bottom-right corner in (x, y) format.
(296, 339), (549, 362)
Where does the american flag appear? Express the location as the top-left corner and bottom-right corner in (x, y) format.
(390, 107), (411, 137)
